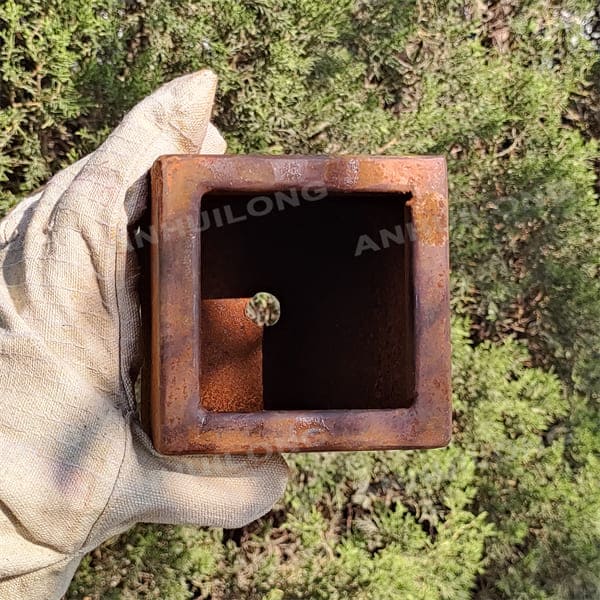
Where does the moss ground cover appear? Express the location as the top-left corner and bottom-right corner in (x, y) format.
(1, 1), (599, 598)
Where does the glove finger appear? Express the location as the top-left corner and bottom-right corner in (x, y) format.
(0, 155), (90, 245)
(200, 122), (227, 154)
(0, 555), (80, 599)
(52, 69), (217, 235)
(125, 121), (226, 242)
(85, 424), (289, 546)
(7, 80), (221, 245)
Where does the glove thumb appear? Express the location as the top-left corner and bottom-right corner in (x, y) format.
(84, 424), (289, 549)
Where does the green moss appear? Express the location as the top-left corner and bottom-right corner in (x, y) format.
(1, 1), (599, 598)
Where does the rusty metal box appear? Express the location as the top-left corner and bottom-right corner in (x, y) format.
(145, 155), (451, 454)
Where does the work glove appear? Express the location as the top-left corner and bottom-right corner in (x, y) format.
(0, 70), (288, 599)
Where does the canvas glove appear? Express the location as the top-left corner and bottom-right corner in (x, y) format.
(0, 70), (288, 599)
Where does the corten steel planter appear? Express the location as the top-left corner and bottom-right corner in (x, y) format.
(145, 155), (451, 455)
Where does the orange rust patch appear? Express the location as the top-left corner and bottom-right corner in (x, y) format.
(407, 192), (448, 246)
(201, 298), (264, 412)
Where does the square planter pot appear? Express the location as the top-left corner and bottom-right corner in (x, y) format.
(144, 155), (451, 454)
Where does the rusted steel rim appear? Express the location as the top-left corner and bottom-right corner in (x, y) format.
(146, 155), (451, 455)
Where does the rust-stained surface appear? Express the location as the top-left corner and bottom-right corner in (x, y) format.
(406, 192), (448, 246)
(200, 298), (263, 413)
(146, 155), (451, 454)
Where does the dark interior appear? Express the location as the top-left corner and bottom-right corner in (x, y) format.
(200, 189), (415, 410)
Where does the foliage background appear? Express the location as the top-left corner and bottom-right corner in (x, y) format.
(1, 0), (599, 598)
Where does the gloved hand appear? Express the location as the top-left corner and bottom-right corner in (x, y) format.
(0, 70), (288, 599)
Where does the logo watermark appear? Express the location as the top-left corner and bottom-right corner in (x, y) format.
(354, 223), (418, 257)
(132, 183), (328, 251)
